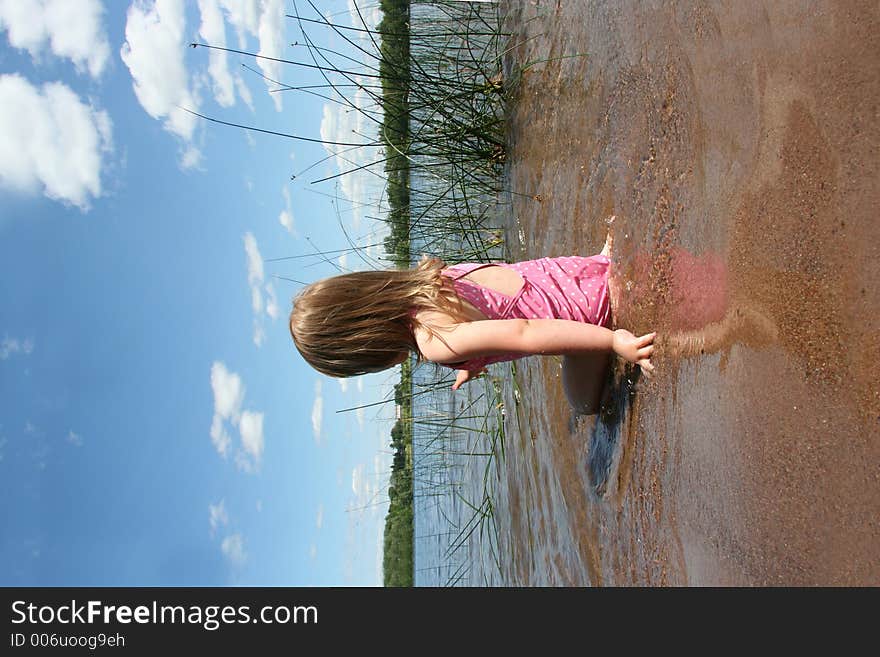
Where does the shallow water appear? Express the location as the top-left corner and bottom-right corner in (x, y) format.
(471, 0), (880, 585)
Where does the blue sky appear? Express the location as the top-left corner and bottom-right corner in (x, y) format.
(0, 0), (397, 586)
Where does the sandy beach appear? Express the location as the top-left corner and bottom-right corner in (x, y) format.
(489, 0), (879, 585)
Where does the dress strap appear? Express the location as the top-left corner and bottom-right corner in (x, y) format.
(497, 282), (527, 318)
(442, 262), (501, 281)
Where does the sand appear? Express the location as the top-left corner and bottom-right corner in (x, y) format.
(489, 0), (879, 585)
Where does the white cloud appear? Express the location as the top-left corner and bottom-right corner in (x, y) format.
(279, 186), (295, 235)
(237, 409), (264, 471)
(66, 430), (83, 447)
(315, 504), (324, 530)
(356, 406), (365, 431)
(317, 5), (389, 261)
(0, 75), (111, 210)
(319, 81), (383, 233)
(243, 232), (277, 346)
(197, 0), (234, 107)
(351, 456), (384, 517)
(180, 145), (202, 170)
(209, 361), (243, 457)
(264, 283), (279, 320)
(196, 0), (284, 110)
(250, 285), (263, 314)
(120, 0), (287, 166)
(120, 0), (202, 168)
(210, 361), (244, 424)
(193, 2), (256, 112)
(0, 0), (110, 78)
(338, 378), (348, 393)
(255, 0), (284, 111)
(208, 499), (228, 535)
(346, 0), (382, 33)
(351, 463), (364, 497)
(244, 232), (261, 280)
(309, 543), (317, 560)
(311, 380), (323, 444)
(373, 452), (385, 484)
(1, 335), (34, 360)
(209, 414), (232, 457)
(209, 361), (264, 473)
(251, 320), (265, 348)
(220, 533), (246, 564)
(235, 74), (254, 112)
(218, 0), (259, 46)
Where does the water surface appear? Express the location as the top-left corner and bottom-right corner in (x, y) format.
(473, 0), (879, 585)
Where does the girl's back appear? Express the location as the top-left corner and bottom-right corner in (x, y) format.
(437, 255), (612, 326)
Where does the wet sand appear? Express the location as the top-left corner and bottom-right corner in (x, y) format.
(491, 0), (879, 585)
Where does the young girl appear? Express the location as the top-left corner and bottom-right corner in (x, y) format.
(289, 228), (655, 415)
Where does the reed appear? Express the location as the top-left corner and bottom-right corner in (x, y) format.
(189, 0), (527, 586)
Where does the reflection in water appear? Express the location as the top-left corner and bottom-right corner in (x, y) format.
(588, 365), (639, 497)
(620, 246), (779, 361)
(620, 247), (731, 333)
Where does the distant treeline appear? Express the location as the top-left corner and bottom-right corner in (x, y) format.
(375, 0), (506, 586)
(378, 0), (411, 268)
(378, 0), (414, 588)
(382, 360), (414, 586)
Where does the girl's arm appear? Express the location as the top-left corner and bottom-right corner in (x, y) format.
(417, 318), (656, 373)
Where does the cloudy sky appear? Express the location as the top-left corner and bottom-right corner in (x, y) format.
(0, 0), (397, 586)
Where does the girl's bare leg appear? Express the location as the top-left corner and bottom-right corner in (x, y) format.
(563, 217), (618, 415)
(562, 352), (612, 415)
(562, 215), (617, 415)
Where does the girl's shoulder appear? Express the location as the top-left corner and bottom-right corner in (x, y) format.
(410, 307), (458, 357)
(410, 307), (458, 331)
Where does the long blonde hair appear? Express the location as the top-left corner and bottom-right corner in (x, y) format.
(289, 256), (465, 377)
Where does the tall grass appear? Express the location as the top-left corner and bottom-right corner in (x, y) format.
(191, 0), (518, 586)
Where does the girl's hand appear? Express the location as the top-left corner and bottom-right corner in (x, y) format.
(612, 329), (656, 378)
(451, 367), (487, 390)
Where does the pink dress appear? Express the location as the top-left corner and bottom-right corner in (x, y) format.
(438, 255), (613, 370)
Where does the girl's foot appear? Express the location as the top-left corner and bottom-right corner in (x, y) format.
(601, 215), (615, 258)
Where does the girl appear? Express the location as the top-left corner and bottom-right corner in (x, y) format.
(289, 227), (655, 415)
